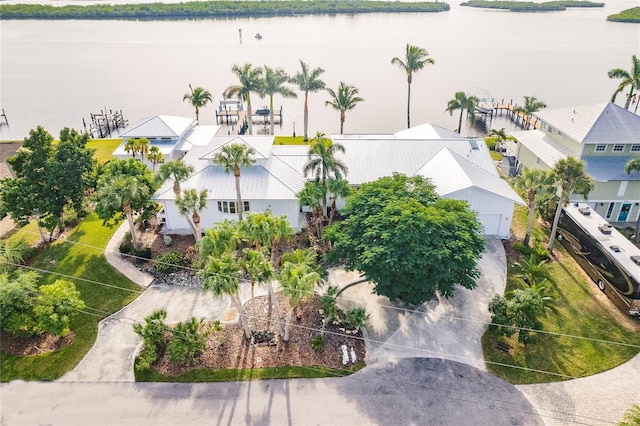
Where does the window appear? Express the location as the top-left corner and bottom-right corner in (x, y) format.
(613, 144), (624, 152)
(595, 144), (606, 152)
(606, 202), (615, 219)
(536, 157), (543, 166)
(217, 201), (250, 214)
(631, 144), (640, 152)
(558, 131), (564, 138)
(546, 124), (553, 133)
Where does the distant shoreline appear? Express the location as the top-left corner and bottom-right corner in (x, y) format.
(0, 1), (450, 20)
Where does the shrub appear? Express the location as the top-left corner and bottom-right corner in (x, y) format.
(311, 334), (324, 350)
(167, 317), (208, 365)
(342, 307), (370, 331)
(32, 279), (86, 337)
(119, 232), (133, 254)
(484, 137), (497, 151)
(155, 250), (186, 273)
(133, 309), (168, 371)
(320, 285), (339, 320)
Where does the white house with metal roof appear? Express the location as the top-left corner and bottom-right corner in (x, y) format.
(113, 115), (220, 166)
(149, 122), (524, 239)
(510, 102), (640, 224)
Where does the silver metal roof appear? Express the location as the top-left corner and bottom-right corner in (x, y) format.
(583, 156), (640, 182)
(511, 129), (573, 168)
(119, 115), (195, 139)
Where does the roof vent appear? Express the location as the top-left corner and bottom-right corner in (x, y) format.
(598, 224), (613, 235)
(469, 140), (479, 150)
(578, 207), (591, 216)
(610, 245), (621, 253)
(631, 256), (640, 266)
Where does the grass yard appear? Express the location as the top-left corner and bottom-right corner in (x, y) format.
(0, 214), (142, 381)
(482, 206), (640, 384)
(274, 136), (311, 145)
(87, 138), (122, 163)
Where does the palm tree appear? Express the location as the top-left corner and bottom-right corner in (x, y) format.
(224, 63), (263, 135)
(124, 138), (139, 159)
(157, 160), (194, 198)
(183, 84), (212, 124)
(175, 188), (208, 243)
(608, 55), (640, 110)
(513, 168), (551, 246)
(201, 253), (251, 339)
(94, 175), (149, 251)
(487, 128), (517, 151)
(625, 157), (640, 243)
(147, 146), (163, 172)
(292, 60), (326, 141)
(298, 181), (325, 237)
(445, 91), (480, 134)
(137, 138), (150, 163)
(278, 261), (321, 341)
(241, 248), (273, 332)
(326, 178), (351, 224)
(391, 43), (435, 129)
(262, 66), (297, 135)
(302, 132), (348, 219)
(0, 239), (27, 273)
(548, 157), (595, 252)
(197, 219), (241, 260)
(514, 96), (547, 129)
(324, 82), (364, 134)
(212, 143), (256, 221)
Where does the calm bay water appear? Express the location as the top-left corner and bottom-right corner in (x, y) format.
(1, 1), (639, 140)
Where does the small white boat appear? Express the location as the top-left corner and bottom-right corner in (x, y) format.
(476, 99), (494, 114)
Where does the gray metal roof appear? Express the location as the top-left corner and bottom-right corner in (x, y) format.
(512, 129), (573, 168)
(119, 115), (195, 139)
(583, 156), (640, 182)
(533, 102), (640, 144)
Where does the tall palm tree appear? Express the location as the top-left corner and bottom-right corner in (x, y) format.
(302, 132), (348, 219)
(548, 157), (595, 252)
(183, 84), (212, 124)
(241, 248), (273, 332)
(608, 55), (640, 110)
(298, 181), (325, 237)
(94, 175), (149, 251)
(124, 138), (139, 159)
(625, 157), (640, 243)
(292, 60), (326, 142)
(262, 66), (297, 135)
(157, 160), (194, 198)
(326, 177), (351, 224)
(201, 253), (251, 339)
(324, 82), (364, 134)
(445, 91), (480, 134)
(391, 43), (435, 129)
(197, 219), (241, 260)
(175, 188), (208, 243)
(513, 168), (551, 246)
(278, 261), (321, 341)
(137, 138), (150, 163)
(514, 96), (547, 129)
(212, 143), (256, 221)
(224, 63), (263, 135)
(147, 146), (163, 172)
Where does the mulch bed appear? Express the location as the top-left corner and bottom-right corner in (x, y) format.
(1, 330), (75, 356)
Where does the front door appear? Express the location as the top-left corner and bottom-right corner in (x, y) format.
(617, 203), (631, 221)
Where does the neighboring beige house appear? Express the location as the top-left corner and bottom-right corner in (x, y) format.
(510, 102), (640, 225)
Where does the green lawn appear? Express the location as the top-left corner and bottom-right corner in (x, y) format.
(87, 138), (121, 163)
(274, 136), (310, 145)
(482, 206), (640, 384)
(0, 214), (142, 381)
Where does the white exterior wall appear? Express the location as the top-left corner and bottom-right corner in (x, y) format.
(160, 199), (300, 234)
(445, 188), (515, 238)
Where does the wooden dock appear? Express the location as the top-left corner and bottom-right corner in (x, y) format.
(477, 99), (542, 130)
(84, 109), (127, 138)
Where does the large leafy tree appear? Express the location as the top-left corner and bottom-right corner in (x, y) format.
(1, 126), (97, 243)
(513, 168), (552, 246)
(175, 188), (208, 243)
(292, 60), (326, 141)
(391, 43), (435, 128)
(326, 174), (485, 305)
(625, 157), (640, 243)
(261, 65), (297, 135)
(212, 143), (256, 221)
(445, 91), (480, 134)
(514, 96), (547, 129)
(224, 63), (263, 135)
(324, 82), (364, 134)
(183, 84), (212, 124)
(302, 132), (348, 219)
(608, 54), (640, 110)
(94, 175), (151, 251)
(547, 157), (595, 252)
